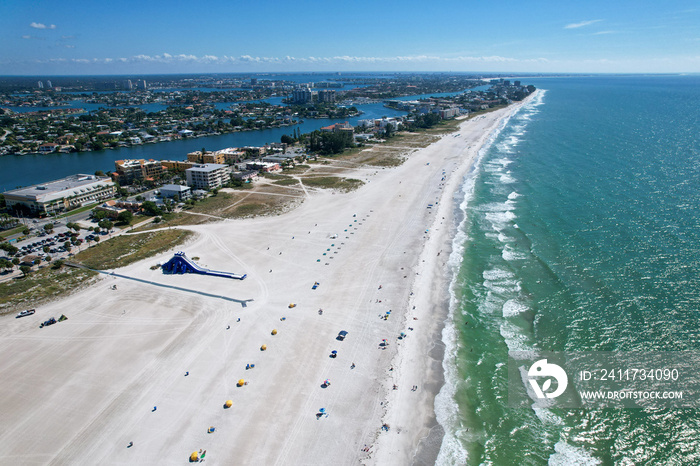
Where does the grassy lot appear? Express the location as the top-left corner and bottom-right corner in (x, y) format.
(0, 264), (98, 315)
(74, 229), (194, 270)
(57, 202), (99, 218)
(223, 188), (304, 218)
(302, 176), (364, 192)
(273, 178), (300, 186)
(0, 225), (27, 238)
(280, 164), (310, 174)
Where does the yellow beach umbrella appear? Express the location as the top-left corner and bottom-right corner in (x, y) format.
(225, 400), (233, 408)
(261, 344), (267, 351)
(271, 329), (278, 335)
(190, 452), (199, 461)
(238, 379), (245, 386)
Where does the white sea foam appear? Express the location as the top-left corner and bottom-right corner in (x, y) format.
(482, 267), (513, 281)
(507, 191), (520, 200)
(485, 210), (516, 231)
(500, 321), (532, 352)
(437, 91), (544, 466)
(497, 232), (510, 243)
(533, 407), (564, 425)
(500, 172), (516, 184)
(502, 299), (528, 317)
(502, 245), (527, 261)
(549, 439), (602, 466)
(481, 201), (515, 212)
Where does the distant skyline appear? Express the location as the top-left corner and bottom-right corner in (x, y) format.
(2, 0), (700, 75)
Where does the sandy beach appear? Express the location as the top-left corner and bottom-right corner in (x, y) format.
(0, 99), (530, 465)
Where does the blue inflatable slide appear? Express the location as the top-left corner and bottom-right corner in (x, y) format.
(161, 252), (247, 280)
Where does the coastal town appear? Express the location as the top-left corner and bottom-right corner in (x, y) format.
(0, 74), (530, 156)
(0, 74), (536, 465)
(0, 76), (535, 282)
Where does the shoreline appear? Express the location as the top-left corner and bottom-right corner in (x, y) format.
(367, 95), (537, 465)
(0, 99), (534, 465)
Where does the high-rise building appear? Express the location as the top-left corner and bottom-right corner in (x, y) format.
(38, 81), (44, 89)
(114, 159), (164, 184)
(291, 87), (313, 104)
(186, 163), (229, 190)
(46, 80), (52, 88)
(318, 89), (336, 103)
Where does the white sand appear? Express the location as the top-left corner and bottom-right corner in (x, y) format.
(0, 100), (530, 465)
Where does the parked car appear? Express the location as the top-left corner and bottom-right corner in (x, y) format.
(16, 309), (36, 318)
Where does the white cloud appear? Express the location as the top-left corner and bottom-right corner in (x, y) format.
(564, 19), (602, 29)
(30, 22), (57, 29)
(30, 52), (552, 72)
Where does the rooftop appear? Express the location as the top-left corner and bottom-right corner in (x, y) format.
(186, 163), (228, 173)
(4, 174), (113, 200)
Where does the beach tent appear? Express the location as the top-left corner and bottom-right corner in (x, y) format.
(261, 344), (267, 351)
(207, 426), (215, 433)
(190, 452), (199, 462)
(271, 329), (278, 335)
(238, 379), (245, 386)
(225, 400), (233, 408)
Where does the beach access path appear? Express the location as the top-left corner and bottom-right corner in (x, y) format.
(0, 100), (530, 465)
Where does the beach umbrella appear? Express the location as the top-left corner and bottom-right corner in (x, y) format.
(319, 408), (326, 413)
(331, 350), (337, 355)
(207, 426), (215, 433)
(271, 329), (278, 335)
(261, 344), (267, 351)
(225, 400), (233, 408)
(190, 452), (199, 461)
(238, 379), (245, 386)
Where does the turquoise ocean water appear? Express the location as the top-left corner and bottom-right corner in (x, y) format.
(437, 76), (700, 465)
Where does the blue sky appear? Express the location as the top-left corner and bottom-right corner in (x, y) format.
(2, 0), (699, 75)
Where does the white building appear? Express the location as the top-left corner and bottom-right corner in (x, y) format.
(160, 184), (192, 200)
(185, 163), (229, 190)
(3, 174), (116, 215)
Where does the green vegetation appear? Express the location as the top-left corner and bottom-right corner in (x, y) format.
(0, 225), (26, 239)
(141, 201), (163, 216)
(0, 264), (97, 314)
(116, 211), (133, 225)
(229, 203), (268, 218)
(57, 203), (100, 218)
(306, 130), (355, 155)
(302, 177), (364, 192)
(74, 229), (194, 270)
(273, 178), (300, 186)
